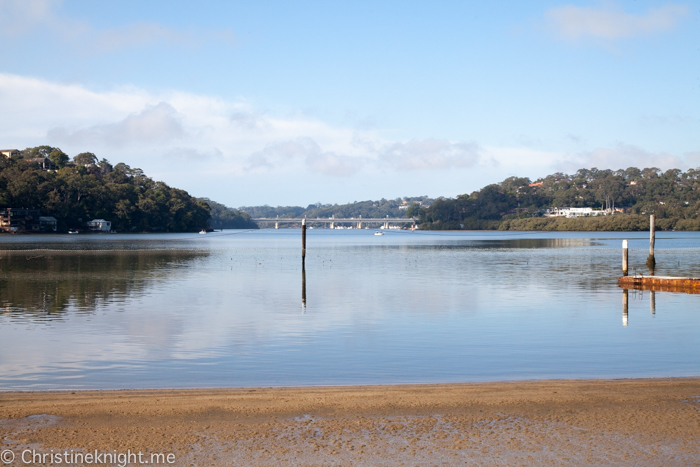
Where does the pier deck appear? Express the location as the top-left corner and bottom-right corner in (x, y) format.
(618, 275), (700, 294)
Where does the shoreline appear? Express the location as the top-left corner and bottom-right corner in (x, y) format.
(2, 377), (699, 465)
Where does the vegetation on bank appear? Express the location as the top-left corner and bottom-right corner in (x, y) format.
(498, 215), (700, 231)
(416, 167), (700, 231)
(240, 196), (433, 220)
(201, 198), (258, 229)
(0, 146), (213, 232)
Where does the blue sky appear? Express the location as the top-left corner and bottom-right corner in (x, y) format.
(0, 0), (698, 207)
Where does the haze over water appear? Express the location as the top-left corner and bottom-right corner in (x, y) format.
(1, 230), (699, 390)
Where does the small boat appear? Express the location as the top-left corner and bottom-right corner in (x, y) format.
(68, 229), (79, 234)
(199, 230), (207, 234)
(374, 231), (384, 236)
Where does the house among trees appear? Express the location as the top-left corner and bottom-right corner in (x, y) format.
(544, 207), (607, 218)
(0, 208), (42, 232)
(1, 149), (19, 158)
(39, 216), (58, 232)
(27, 157), (54, 171)
(86, 219), (112, 232)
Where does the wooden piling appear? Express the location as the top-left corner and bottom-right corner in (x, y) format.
(622, 239), (628, 276)
(301, 218), (306, 261)
(647, 214), (656, 273)
(301, 261), (306, 310)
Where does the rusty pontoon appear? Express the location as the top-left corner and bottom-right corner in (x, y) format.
(618, 275), (700, 294)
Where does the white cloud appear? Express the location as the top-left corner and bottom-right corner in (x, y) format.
(0, 0), (235, 52)
(48, 102), (185, 146)
(246, 138), (365, 176)
(557, 143), (683, 172)
(681, 152), (700, 169)
(0, 0), (56, 37)
(306, 151), (364, 177)
(380, 139), (481, 171)
(545, 3), (688, 41)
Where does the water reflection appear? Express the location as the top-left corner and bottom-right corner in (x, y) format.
(1, 231), (699, 390)
(301, 262), (307, 312)
(0, 250), (206, 320)
(621, 289), (676, 325)
(387, 237), (597, 251)
(618, 281), (700, 295)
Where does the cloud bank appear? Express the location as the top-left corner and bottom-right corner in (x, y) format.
(0, 0), (235, 52)
(48, 103), (185, 146)
(545, 3), (687, 41)
(557, 143), (683, 172)
(0, 72), (693, 204)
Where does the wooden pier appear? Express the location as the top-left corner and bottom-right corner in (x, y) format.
(618, 275), (700, 294)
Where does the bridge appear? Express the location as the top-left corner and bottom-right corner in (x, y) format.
(252, 216), (416, 229)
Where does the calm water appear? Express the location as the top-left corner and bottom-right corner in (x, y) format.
(1, 230), (699, 390)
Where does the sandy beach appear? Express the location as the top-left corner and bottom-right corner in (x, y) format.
(1, 378), (699, 466)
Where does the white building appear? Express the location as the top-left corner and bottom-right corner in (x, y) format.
(87, 219), (111, 232)
(1, 149), (19, 158)
(544, 207), (607, 218)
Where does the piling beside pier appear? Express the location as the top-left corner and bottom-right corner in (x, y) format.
(646, 214), (656, 272)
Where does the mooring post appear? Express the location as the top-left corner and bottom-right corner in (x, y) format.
(646, 214), (656, 274)
(622, 289), (629, 326)
(301, 218), (307, 262)
(622, 239), (628, 276)
(650, 290), (655, 316)
(650, 214), (655, 256)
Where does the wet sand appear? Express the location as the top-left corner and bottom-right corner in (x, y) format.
(1, 378), (699, 466)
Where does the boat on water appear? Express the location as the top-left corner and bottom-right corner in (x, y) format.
(199, 230), (207, 234)
(374, 231), (384, 236)
(68, 229), (79, 234)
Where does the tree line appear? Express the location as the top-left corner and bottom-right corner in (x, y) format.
(415, 167), (700, 231)
(239, 196), (433, 220)
(0, 146), (216, 232)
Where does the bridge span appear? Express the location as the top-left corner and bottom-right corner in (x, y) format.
(252, 217), (416, 229)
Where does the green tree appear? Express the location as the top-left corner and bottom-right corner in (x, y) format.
(49, 149), (69, 168)
(74, 152), (98, 166)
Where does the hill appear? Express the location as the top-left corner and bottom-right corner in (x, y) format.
(201, 198), (258, 230)
(239, 196), (433, 222)
(417, 167), (700, 231)
(0, 146), (211, 232)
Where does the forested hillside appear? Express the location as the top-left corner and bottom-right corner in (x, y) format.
(0, 146), (211, 232)
(201, 198), (258, 229)
(240, 196), (432, 220)
(417, 167), (700, 231)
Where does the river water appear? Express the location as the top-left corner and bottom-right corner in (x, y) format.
(0, 230), (698, 390)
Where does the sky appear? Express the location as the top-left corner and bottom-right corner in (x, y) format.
(0, 0), (698, 207)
